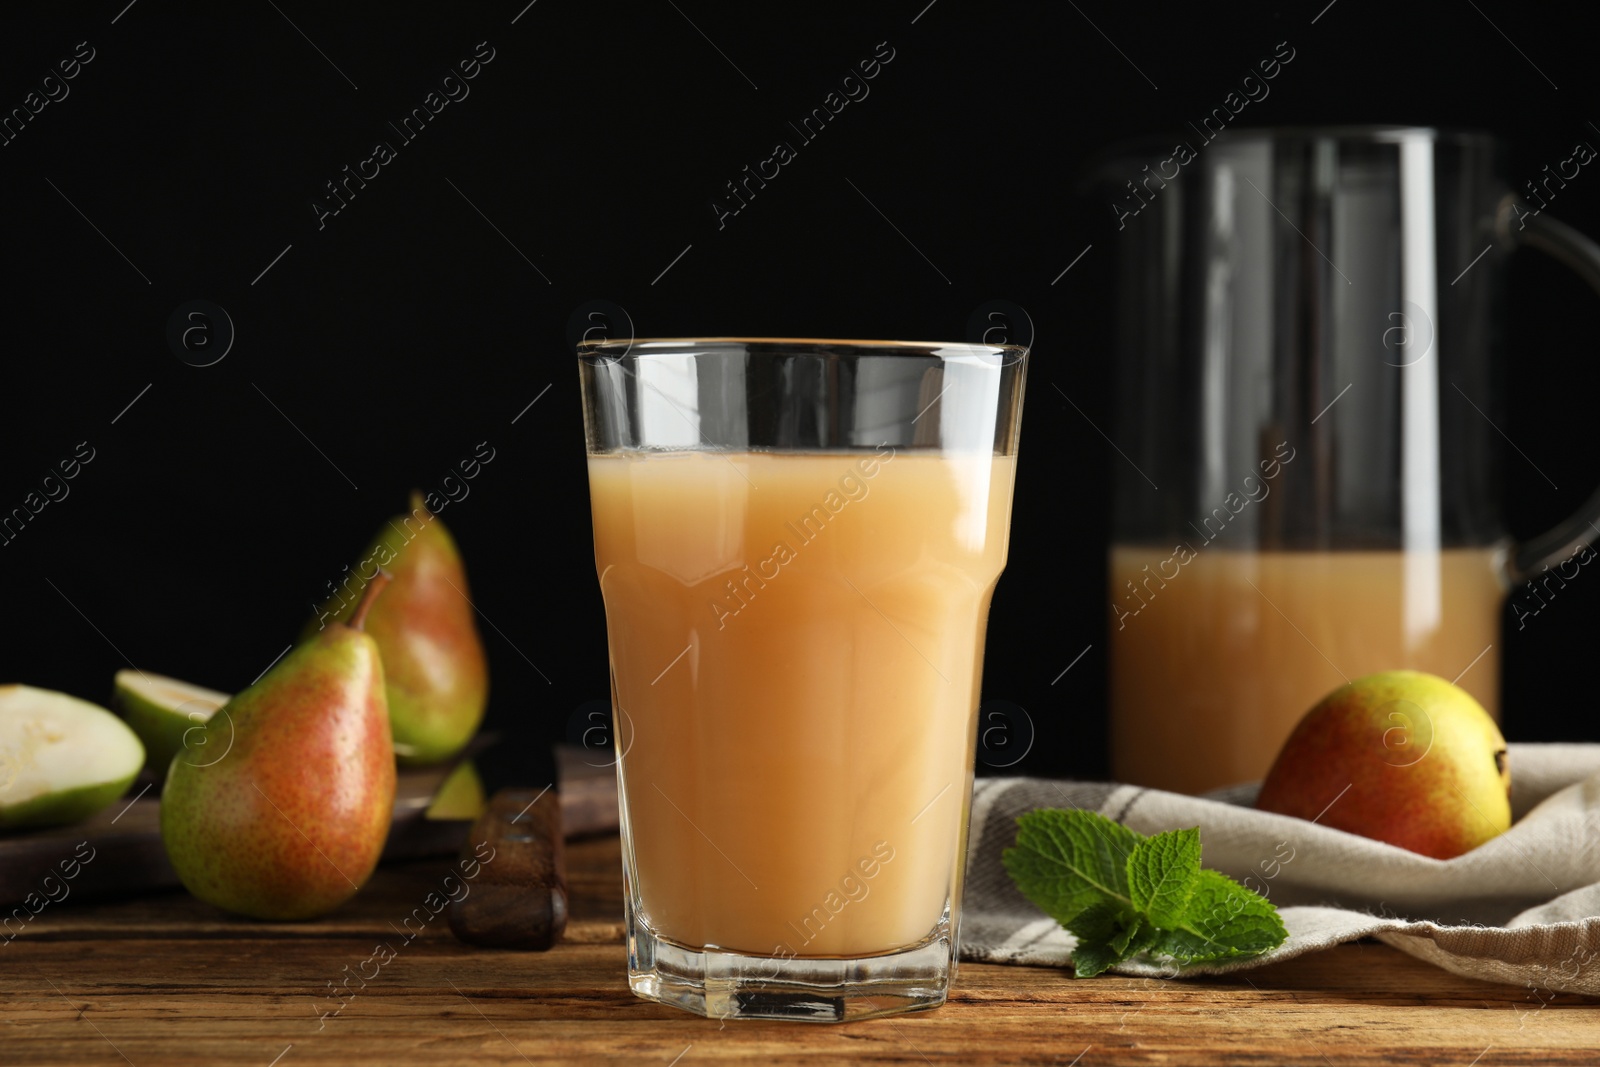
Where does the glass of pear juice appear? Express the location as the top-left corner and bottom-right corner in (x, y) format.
(578, 338), (1026, 1022)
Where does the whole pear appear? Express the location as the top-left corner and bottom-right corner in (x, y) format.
(1256, 670), (1510, 859)
(310, 493), (487, 765)
(161, 576), (396, 920)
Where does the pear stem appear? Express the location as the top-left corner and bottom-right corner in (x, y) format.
(348, 570), (391, 632)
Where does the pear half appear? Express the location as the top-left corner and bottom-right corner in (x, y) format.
(112, 671), (230, 776)
(0, 685), (145, 830)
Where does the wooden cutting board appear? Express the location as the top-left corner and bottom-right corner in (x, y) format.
(0, 744), (618, 909)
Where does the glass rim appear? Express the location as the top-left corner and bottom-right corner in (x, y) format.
(1210, 124), (1493, 144)
(576, 336), (1028, 360)
(1129, 124), (1496, 146)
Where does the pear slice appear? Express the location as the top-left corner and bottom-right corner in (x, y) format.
(0, 685), (145, 830)
(113, 670), (422, 770)
(424, 759), (487, 820)
(112, 670), (231, 776)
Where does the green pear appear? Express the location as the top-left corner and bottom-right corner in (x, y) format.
(161, 576), (396, 920)
(309, 493), (487, 766)
(0, 685), (144, 830)
(112, 671), (229, 777)
(1256, 670), (1510, 859)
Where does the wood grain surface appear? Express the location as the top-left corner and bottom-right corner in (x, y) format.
(4, 835), (1597, 1066)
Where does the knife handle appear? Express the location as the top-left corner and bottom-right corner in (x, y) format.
(448, 787), (567, 950)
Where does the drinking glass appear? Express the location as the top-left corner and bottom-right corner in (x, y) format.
(579, 338), (1026, 1021)
(1100, 126), (1600, 793)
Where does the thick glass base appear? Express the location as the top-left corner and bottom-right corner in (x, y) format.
(627, 910), (955, 1022)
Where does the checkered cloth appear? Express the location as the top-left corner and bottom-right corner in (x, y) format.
(960, 744), (1600, 993)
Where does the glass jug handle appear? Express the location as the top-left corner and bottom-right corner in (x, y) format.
(1500, 197), (1600, 583)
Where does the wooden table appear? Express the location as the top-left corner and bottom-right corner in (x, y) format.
(5, 835), (1597, 1066)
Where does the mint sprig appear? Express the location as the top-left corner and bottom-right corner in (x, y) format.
(1002, 809), (1287, 977)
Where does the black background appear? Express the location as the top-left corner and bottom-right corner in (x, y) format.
(2, 1), (1598, 782)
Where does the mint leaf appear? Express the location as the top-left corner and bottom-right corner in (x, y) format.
(1061, 903), (1163, 978)
(1110, 916), (1155, 956)
(1127, 828), (1201, 928)
(1002, 809), (1141, 927)
(1069, 937), (1124, 978)
(1064, 901), (1126, 943)
(1154, 869), (1288, 963)
(1004, 810), (1287, 978)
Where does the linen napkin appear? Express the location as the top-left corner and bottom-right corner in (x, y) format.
(960, 743), (1600, 994)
